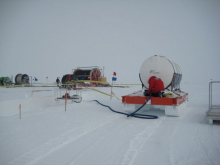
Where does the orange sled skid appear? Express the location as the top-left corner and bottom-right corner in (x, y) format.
(122, 91), (188, 117)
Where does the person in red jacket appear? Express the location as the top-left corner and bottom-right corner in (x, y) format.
(144, 76), (165, 97)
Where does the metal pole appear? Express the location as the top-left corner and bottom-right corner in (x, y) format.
(65, 87), (67, 111)
(60, 87), (61, 97)
(19, 104), (21, 119)
(209, 82), (212, 110)
(56, 87), (57, 98)
(211, 82), (212, 110)
(65, 99), (67, 111)
(110, 80), (113, 100)
(103, 66), (105, 77)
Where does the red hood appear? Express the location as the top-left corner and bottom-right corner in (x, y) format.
(148, 76), (156, 83)
(149, 76), (156, 80)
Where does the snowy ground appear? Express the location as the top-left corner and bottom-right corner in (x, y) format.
(0, 83), (220, 165)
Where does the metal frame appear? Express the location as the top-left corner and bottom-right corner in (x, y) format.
(207, 81), (220, 124)
(209, 81), (220, 110)
(54, 86), (82, 103)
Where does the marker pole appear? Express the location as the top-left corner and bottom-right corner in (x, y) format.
(19, 104), (21, 119)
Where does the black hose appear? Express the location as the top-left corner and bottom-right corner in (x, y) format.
(92, 92), (158, 119)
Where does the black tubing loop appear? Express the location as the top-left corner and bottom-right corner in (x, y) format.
(73, 100), (82, 103)
(127, 92), (152, 117)
(92, 92), (158, 119)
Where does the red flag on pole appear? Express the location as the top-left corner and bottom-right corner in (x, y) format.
(113, 72), (116, 76)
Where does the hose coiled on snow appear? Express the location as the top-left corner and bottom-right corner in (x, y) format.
(93, 92), (158, 119)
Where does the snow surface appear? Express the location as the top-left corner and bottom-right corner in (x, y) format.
(0, 83), (220, 165)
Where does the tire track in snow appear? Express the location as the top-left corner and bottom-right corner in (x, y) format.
(169, 121), (220, 165)
(185, 124), (200, 165)
(196, 124), (215, 165)
(169, 122), (177, 165)
(0, 105), (66, 148)
(169, 122), (200, 165)
(168, 94), (210, 165)
(212, 126), (220, 154)
(8, 115), (117, 165)
(122, 117), (165, 165)
(68, 119), (130, 165)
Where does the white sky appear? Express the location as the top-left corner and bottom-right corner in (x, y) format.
(0, 0), (220, 84)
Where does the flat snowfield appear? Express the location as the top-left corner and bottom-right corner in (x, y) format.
(0, 83), (220, 165)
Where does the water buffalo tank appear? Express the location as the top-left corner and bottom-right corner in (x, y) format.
(139, 55), (182, 90)
(15, 74), (29, 84)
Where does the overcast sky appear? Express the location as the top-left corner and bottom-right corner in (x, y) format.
(0, 0), (220, 84)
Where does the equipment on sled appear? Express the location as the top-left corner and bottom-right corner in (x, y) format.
(15, 74), (29, 85)
(55, 86), (82, 103)
(61, 66), (109, 88)
(122, 55), (188, 117)
(0, 77), (13, 86)
(73, 66), (102, 81)
(61, 74), (78, 88)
